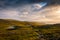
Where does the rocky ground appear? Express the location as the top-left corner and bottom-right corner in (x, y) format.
(0, 19), (60, 40)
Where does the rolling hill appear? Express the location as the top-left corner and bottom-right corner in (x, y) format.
(0, 19), (60, 40)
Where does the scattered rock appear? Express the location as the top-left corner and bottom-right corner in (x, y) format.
(6, 25), (21, 30)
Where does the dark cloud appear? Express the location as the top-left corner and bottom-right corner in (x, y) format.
(0, 0), (49, 7)
(0, 0), (60, 8)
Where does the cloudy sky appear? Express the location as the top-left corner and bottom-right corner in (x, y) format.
(0, 0), (60, 24)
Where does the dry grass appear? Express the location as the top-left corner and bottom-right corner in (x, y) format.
(0, 19), (60, 40)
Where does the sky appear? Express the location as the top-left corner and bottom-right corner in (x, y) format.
(0, 0), (60, 24)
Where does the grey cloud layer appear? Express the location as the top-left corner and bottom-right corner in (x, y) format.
(0, 0), (60, 24)
(0, 0), (60, 8)
(0, 4), (60, 24)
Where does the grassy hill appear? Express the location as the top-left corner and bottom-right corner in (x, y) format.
(0, 19), (60, 40)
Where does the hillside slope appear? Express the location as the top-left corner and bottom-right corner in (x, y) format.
(0, 19), (60, 40)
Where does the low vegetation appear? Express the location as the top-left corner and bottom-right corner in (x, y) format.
(0, 19), (60, 40)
